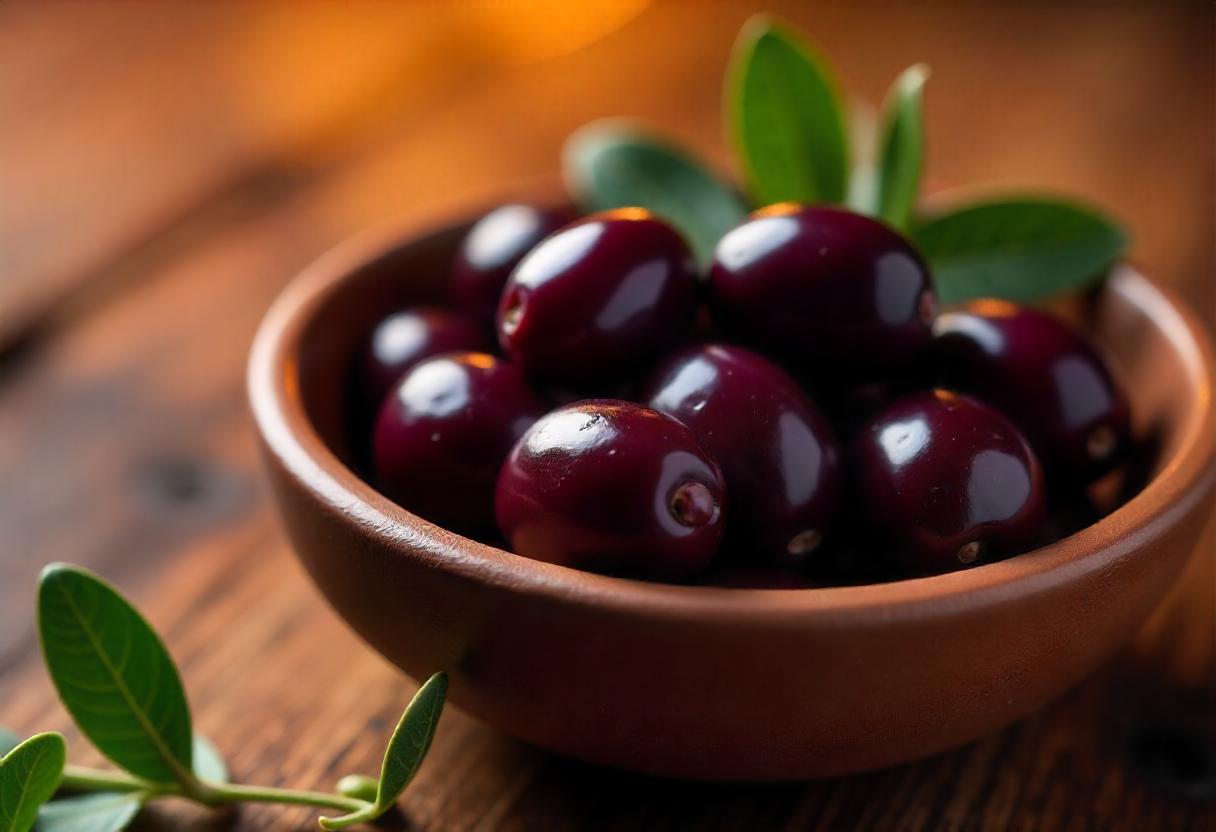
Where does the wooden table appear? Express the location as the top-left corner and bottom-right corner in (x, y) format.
(1, 3), (1213, 829)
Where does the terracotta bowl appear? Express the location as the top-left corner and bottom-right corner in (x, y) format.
(248, 209), (1216, 781)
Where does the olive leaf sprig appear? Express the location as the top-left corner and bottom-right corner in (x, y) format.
(0, 564), (447, 832)
(565, 13), (1128, 302)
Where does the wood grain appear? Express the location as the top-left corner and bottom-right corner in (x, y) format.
(0, 2), (1213, 829)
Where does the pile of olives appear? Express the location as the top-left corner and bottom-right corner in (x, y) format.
(359, 203), (1130, 586)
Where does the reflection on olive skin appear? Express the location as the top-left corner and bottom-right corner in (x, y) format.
(714, 214), (801, 271)
(511, 222), (605, 290)
(398, 359), (473, 419)
(874, 251), (929, 326)
(777, 410), (826, 505)
(522, 402), (619, 456)
(595, 261), (669, 331)
(1053, 355), (1115, 429)
(967, 448), (1033, 526)
(373, 313), (431, 366)
(464, 205), (550, 271)
(877, 416), (931, 468)
(933, 310), (1005, 355)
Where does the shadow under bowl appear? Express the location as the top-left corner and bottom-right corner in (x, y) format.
(248, 209), (1216, 781)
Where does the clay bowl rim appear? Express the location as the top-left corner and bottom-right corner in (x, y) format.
(248, 209), (1216, 625)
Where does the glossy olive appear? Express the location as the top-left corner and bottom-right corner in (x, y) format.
(643, 343), (841, 567)
(359, 307), (488, 409)
(931, 300), (1131, 484)
(497, 210), (699, 383)
(495, 400), (726, 579)
(851, 390), (1047, 575)
(450, 203), (574, 326)
(709, 204), (936, 376)
(373, 352), (544, 535)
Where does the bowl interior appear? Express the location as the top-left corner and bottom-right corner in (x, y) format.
(290, 213), (1211, 587)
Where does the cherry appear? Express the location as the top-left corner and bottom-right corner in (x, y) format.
(851, 390), (1046, 575)
(709, 204), (936, 376)
(450, 203), (574, 327)
(497, 209), (699, 384)
(359, 307), (488, 409)
(930, 300), (1131, 485)
(643, 343), (841, 568)
(495, 400), (725, 579)
(373, 352), (544, 535)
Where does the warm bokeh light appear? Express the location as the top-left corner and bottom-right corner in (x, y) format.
(455, 0), (651, 64)
(463, 352), (497, 370)
(753, 201), (804, 217)
(600, 207), (654, 221)
(967, 298), (1022, 318)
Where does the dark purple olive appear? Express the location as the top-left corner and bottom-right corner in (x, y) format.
(851, 390), (1047, 575)
(497, 209), (699, 384)
(643, 343), (841, 568)
(373, 352), (544, 535)
(450, 203), (575, 327)
(931, 300), (1131, 485)
(496, 400), (725, 579)
(709, 204), (936, 376)
(359, 307), (488, 409)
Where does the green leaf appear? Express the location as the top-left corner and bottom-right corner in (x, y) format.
(727, 15), (850, 205)
(912, 197), (1129, 303)
(874, 64), (929, 229)
(37, 564), (194, 786)
(192, 735), (227, 784)
(319, 673), (448, 831)
(0, 731), (18, 759)
(36, 793), (142, 832)
(371, 673), (447, 810)
(564, 121), (748, 265)
(0, 733), (67, 832)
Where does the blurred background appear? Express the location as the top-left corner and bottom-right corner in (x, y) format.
(1, 2), (1213, 829)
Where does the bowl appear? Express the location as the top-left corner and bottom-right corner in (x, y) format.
(248, 207), (1216, 781)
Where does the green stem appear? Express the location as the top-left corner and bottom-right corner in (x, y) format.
(61, 765), (157, 795)
(59, 765), (368, 814)
(203, 782), (367, 813)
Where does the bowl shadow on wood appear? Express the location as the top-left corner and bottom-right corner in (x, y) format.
(249, 209), (1216, 780)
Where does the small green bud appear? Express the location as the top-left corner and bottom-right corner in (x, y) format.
(336, 773), (379, 803)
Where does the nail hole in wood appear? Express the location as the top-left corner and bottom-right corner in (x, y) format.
(133, 456), (251, 520)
